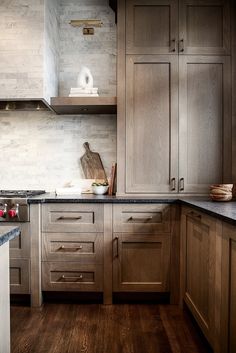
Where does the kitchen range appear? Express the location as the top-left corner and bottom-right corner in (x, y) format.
(0, 190), (45, 222)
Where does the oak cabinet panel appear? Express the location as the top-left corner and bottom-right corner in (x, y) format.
(181, 208), (216, 345)
(221, 224), (236, 353)
(113, 204), (171, 233)
(179, 56), (231, 193)
(179, 0), (230, 55)
(126, 0), (178, 54)
(42, 204), (104, 233)
(126, 55), (178, 193)
(10, 259), (30, 294)
(113, 233), (170, 292)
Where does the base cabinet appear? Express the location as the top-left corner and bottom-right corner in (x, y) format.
(113, 233), (170, 292)
(221, 223), (236, 353)
(181, 207), (216, 345)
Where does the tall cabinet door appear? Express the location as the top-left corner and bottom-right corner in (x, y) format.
(179, 0), (230, 55)
(126, 0), (178, 54)
(179, 56), (231, 193)
(126, 55), (178, 193)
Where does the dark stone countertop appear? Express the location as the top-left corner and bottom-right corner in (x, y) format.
(0, 226), (20, 247)
(27, 193), (236, 225)
(28, 193), (180, 204)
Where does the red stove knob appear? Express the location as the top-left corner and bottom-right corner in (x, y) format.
(8, 209), (17, 218)
(0, 210), (5, 218)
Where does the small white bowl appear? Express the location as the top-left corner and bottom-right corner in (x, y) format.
(92, 185), (109, 195)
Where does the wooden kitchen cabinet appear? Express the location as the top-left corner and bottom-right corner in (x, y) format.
(113, 233), (170, 292)
(126, 0), (178, 54)
(113, 204), (171, 292)
(179, 0), (230, 55)
(125, 55), (178, 193)
(179, 55), (232, 193)
(220, 223), (236, 353)
(180, 207), (216, 345)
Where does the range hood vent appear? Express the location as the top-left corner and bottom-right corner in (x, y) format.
(0, 99), (52, 112)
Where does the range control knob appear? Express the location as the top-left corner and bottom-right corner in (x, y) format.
(8, 204), (19, 219)
(0, 204), (7, 218)
(8, 209), (17, 218)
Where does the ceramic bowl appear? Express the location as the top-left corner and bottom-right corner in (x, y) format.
(92, 185), (109, 195)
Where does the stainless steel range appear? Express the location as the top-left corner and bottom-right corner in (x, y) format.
(0, 190), (45, 222)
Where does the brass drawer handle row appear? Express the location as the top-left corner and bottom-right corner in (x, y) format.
(60, 274), (83, 282)
(127, 216), (153, 222)
(57, 216), (82, 221)
(58, 245), (83, 252)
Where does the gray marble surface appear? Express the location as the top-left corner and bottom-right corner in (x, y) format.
(0, 227), (20, 247)
(28, 194), (236, 225)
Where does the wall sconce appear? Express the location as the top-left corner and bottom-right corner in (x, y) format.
(69, 19), (103, 35)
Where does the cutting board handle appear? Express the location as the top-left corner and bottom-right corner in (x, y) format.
(83, 142), (91, 152)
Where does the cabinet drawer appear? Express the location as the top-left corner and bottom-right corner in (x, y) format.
(10, 259), (30, 294)
(42, 262), (103, 292)
(113, 204), (170, 233)
(1, 223), (30, 258)
(42, 233), (103, 264)
(42, 204), (103, 233)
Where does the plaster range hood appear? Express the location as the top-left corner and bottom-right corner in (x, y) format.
(0, 99), (52, 112)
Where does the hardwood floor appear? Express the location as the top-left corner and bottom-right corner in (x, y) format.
(11, 304), (212, 353)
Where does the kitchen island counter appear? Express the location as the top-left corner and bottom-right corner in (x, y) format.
(0, 226), (20, 247)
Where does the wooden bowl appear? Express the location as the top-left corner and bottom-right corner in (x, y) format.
(210, 184), (233, 201)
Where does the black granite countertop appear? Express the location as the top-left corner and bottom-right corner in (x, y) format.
(0, 226), (20, 247)
(27, 193), (236, 225)
(28, 193), (180, 204)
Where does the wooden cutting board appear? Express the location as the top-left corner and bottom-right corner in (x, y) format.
(80, 142), (107, 180)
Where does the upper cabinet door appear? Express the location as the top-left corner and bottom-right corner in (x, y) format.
(179, 0), (230, 55)
(179, 55), (232, 193)
(126, 0), (178, 54)
(126, 55), (178, 193)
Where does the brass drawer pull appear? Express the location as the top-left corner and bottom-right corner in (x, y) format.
(127, 216), (153, 222)
(57, 216), (82, 221)
(60, 274), (83, 282)
(58, 245), (83, 252)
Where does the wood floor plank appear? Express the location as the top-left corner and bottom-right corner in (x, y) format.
(10, 304), (212, 353)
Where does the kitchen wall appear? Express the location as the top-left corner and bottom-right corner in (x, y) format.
(0, 0), (117, 190)
(0, 0), (44, 98)
(59, 0), (116, 96)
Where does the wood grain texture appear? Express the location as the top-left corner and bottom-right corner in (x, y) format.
(42, 262), (103, 292)
(30, 203), (43, 307)
(113, 204), (171, 233)
(0, 242), (10, 353)
(126, 55), (178, 193)
(10, 259), (30, 294)
(126, 0), (178, 54)
(180, 207), (216, 346)
(10, 303), (212, 353)
(42, 203), (104, 233)
(179, 55), (232, 193)
(113, 233), (171, 292)
(103, 204), (113, 304)
(221, 223), (236, 353)
(80, 142), (107, 180)
(170, 205), (180, 304)
(179, 0), (231, 55)
(232, 0), (236, 181)
(42, 232), (103, 264)
(116, 0), (126, 195)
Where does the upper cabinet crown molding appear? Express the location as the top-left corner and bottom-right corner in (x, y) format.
(125, 0), (231, 55)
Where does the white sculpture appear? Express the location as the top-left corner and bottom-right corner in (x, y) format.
(69, 66), (99, 97)
(77, 66), (94, 89)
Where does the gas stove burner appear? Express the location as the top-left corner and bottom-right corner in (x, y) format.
(0, 190), (46, 198)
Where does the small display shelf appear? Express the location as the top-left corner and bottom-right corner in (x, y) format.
(50, 97), (117, 115)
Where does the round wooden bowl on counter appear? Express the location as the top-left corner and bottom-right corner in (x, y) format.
(210, 184), (233, 201)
